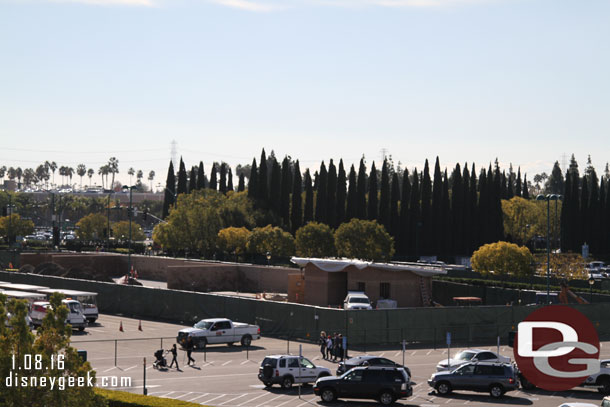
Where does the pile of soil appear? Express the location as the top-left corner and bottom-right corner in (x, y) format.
(19, 262), (114, 283)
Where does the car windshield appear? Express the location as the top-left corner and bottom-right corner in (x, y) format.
(67, 302), (82, 313)
(455, 351), (476, 361)
(194, 321), (214, 330)
(349, 298), (369, 304)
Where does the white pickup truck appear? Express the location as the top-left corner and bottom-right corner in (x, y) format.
(177, 318), (261, 348)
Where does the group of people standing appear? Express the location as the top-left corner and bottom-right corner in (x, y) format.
(318, 331), (346, 361)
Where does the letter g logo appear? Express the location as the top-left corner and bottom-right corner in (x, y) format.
(514, 305), (600, 391)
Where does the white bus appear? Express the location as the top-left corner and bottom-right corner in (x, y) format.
(1, 290), (47, 328)
(0, 283), (50, 292)
(37, 289), (99, 323)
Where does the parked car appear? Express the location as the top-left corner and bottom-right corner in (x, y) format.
(579, 359), (610, 394)
(29, 299), (87, 331)
(436, 349), (510, 371)
(177, 318), (260, 348)
(428, 362), (518, 398)
(336, 355), (411, 378)
(314, 366), (412, 405)
(603, 396), (610, 407)
(343, 291), (373, 310)
(557, 403), (598, 407)
(258, 355), (331, 389)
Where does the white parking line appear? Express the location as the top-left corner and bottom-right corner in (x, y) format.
(411, 351), (417, 356)
(237, 392), (267, 406)
(256, 394), (284, 407)
(123, 365), (138, 371)
(394, 351), (401, 357)
(427, 350), (433, 355)
(200, 394), (226, 404)
(222, 360), (232, 366)
(379, 352), (385, 357)
(102, 367), (116, 373)
(187, 393), (209, 402)
(240, 360), (250, 365)
(177, 392), (193, 400)
(158, 391), (176, 398)
(219, 393), (248, 405)
(276, 396), (299, 407)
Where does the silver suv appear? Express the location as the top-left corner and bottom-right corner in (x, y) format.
(258, 355), (331, 389)
(428, 362), (518, 398)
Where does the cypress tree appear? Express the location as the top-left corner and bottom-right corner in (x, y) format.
(409, 169), (421, 256)
(188, 166), (197, 193)
(469, 164), (478, 253)
(398, 169), (410, 255)
(219, 163), (227, 194)
(546, 161), (564, 195)
(336, 159), (347, 226)
(522, 174), (530, 199)
(356, 159), (367, 219)
(602, 179), (610, 254)
(315, 162), (328, 223)
(581, 175), (589, 248)
(569, 155), (581, 251)
(501, 170), (507, 199)
(515, 168), (522, 198)
(451, 164), (464, 255)
(492, 164), (504, 242)
(269, 158), (282, 215)
(304, 169), (314, 224)
(238, 172), (245, 192)
(389, 172), (400, 239)
(560, 169), (571, 252)
(228, 168), (234, 192)
(313, 171), (318, 190)
(280, 157), (292, 226)
(209, 163), (218, 191)
(462, 164), (472, 255)
(248, 159), (258, 199)
(326, 159), (337, 227)
(197, 161), (206, 190)
(368, 162), (378, 221)
(420, 160), (432, 255)
(346, 165), (358, 221)
(506, 164), (515, 199)
(291, 161), (303, 234)
(162, 160), (176, 219)
(258, 149), (268, 203)
(379, 159), (391, 230)
(431, 157), (443, 254)
(441, 170), (451, 255)
(478, 167), (488, 247)
(176, 157), (188, 195)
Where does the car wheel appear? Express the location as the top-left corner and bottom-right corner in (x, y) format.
(598, 377), (610, 394)
(379, 391), (395, 405)
(320, 388), (336, 403)
(436, 381), (452, 395)
(281, 376), (293, 389)
(489, 384), (504, 398)
(241, 335), (252, 347)
(78, 326), (85, 332)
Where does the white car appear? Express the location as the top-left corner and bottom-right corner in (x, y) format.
(557, 404), (598, 407)
(177, 318), (260, 348)
(580, 359), (610, 394)
(436, 349), (510, 371)
(343, 291), (373, 310)
(258, 355), (331, 389)
(30, 299), (87, 331)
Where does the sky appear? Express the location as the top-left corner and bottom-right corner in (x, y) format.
(1, 0), (609, 189)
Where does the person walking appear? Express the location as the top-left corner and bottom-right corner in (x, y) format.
(332, 333), (339, 361)
(319, 331), (327, 359)
(186, 337), (196, 366)
(169, 344), (179, 370)
(326, 335), (333, 359)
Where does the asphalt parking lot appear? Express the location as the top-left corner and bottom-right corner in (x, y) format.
(70, 314), (610, 407)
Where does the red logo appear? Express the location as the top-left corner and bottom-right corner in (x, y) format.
(514, 305), (599, 391)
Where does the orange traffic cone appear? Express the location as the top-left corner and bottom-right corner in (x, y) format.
(8, 262), (13, 269)
(119, 321), (124, 332)
(138, 320), (142, 331)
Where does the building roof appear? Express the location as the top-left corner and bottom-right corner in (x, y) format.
(290, 257), (447, 277)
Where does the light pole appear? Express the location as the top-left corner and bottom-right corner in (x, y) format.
(122, 185), (137, 277)
(106, 191), (114, 251)
(266, 251), (271, 266)
(536, 194), (560, 304)
(589, 277), (595, 303)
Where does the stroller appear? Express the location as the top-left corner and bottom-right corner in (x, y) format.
(153, 349), (168, 370)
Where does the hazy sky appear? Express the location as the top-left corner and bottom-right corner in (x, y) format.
(1, 0), (609, 188)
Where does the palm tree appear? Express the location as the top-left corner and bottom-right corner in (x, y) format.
(108, 157), (119, 191)
(98, 165), (109, 189)
(0, 166), (6, 183)
(35, 164), (48, 188)
(66, 167), (74, 188)
(137, 169), (143, 184)
(23, 168), (36, 186)
(58, 166), (66, 186)
(76, 164), (87, 190)
(16, 167), (23, 188)
(148, 170), (155, 191)
(7, 167), (16, 180)
(46, 161), (57, 187)
(87, 168), (94, 187)
(128, 167), (135, 186)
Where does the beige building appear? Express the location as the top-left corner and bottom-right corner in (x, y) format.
(291, 257), (447, 308)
